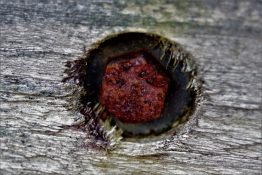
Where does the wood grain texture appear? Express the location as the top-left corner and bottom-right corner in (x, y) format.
(0, 0), (261, 174)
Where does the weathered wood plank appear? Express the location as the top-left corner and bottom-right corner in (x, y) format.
(1, 0), (261, 174)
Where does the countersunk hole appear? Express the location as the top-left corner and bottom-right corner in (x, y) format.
(63, 32), (201, 149)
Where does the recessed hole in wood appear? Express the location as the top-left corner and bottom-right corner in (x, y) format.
(63, 32), (199, 149)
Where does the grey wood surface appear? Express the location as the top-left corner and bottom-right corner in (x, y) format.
(0, 0), (261, 174)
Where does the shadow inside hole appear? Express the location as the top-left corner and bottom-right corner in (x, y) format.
(80, 32), (197, 136)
